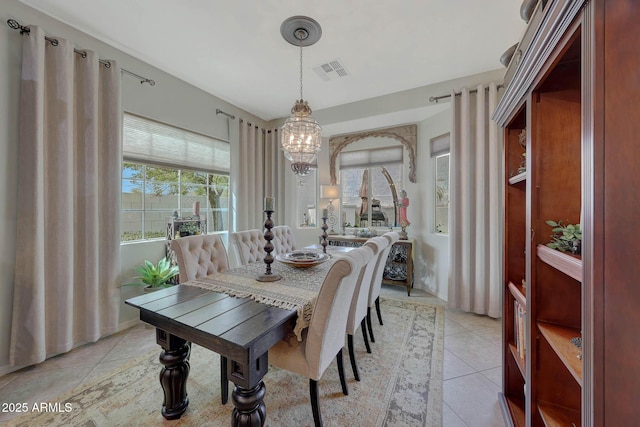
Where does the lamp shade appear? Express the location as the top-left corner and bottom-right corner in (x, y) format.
(320, 185), (341, 200)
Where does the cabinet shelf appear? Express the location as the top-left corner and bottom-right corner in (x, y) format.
(536, 245), (582, 282)
(508, 281), (526, 306)
(499, 394), (526, 427)
(538, 322), (583, 386)
(538, 401), (581, 427)
(509, 343), (526, 378)
(508, 172), (527, 185)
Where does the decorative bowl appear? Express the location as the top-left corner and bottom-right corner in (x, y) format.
(275, 251), (330, 268)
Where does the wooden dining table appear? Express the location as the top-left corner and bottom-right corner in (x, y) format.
(125, 252), (338, 427)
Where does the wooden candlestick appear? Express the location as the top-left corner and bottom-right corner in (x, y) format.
(257, 210), (281, 282)
(321, 216), (329, 254)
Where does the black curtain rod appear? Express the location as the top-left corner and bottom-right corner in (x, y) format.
(216, 108), (236, 120)
(429, 84), (504, 103)
(7, 19), (155, 86)
(239, 118), (263, 130)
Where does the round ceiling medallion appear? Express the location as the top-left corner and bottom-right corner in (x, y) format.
(280, 16), (322, 47)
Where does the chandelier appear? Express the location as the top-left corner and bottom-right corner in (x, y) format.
(280, 16), (322, 176)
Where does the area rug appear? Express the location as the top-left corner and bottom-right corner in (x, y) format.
(7, 297), (444, 427)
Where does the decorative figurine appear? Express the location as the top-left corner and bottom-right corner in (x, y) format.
(398, 189), (410, 240)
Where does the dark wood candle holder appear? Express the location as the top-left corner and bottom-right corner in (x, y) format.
(320, 216), (329, 254)
(257, 210), (281, 282)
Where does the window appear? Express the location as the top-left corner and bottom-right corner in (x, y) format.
(121, 114), (230, 242)
(431, 133), (450, 234)
(295, 171), (318, 228)
(339, 147), (403, 228)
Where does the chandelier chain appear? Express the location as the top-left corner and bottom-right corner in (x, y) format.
(298, 35), (304, 100)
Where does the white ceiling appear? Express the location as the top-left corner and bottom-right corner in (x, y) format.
(19, 0), (526, 122)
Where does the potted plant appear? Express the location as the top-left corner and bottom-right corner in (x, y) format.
(177, 220), (201, 237)
(545, 220), (582, 254)
(124, 257), (179, 291)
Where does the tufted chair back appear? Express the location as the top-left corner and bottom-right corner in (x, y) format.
(271, 225), (297, 255)
(268, 245), (372, 426)
(369, 232), (399, 305)
(170, 234), (229, 282)
(347, 242), (379, 336)
(229, 229), (267, 265)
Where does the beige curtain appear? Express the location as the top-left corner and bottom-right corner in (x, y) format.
(10, 26), (121, 366)
(236, 122), (283, 230)
(264, 129), (285, 220)
(447, 83), (503, 318)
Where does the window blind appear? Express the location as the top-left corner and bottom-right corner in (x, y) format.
(339, 146), (403, 169)
(430, 133), (450, 157)
(123, 113), (230, 174)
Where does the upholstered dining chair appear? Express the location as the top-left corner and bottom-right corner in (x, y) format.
(268, 246), (373, 427)
(229, 228), (267, 265)
(170, 234), (229, 281)
(345, 240), (384, 381)
(366, 231), (400, 343)
(271, 225), (297, 255)
(170, 234), (230, 404)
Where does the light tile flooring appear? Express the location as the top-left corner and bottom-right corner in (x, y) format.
(0, 286), (506, 426)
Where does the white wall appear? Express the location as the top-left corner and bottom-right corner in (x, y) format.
(415, 109), (452, 301)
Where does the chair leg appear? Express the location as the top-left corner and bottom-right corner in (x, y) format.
(310, 379), (323, 427)
(220, 355), (229, 404)
(367, 307), (376, 343)
(336, 348), (349, 394)
(361, 319), (372, 354)
(347, 335), (360, 382)
(375, 296), (383, 325)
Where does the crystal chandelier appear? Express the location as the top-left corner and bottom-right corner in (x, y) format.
(280, 16), (322, 176)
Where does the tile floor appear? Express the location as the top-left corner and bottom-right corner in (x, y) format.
(380, 286), (506, 427)
(0, 286), (506, 426)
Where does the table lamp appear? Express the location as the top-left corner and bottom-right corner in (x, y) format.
(320, 185), (341, 235)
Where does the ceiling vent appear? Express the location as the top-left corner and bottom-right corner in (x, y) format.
(313, 59), (350, 82)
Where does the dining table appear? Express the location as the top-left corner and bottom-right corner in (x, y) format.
(125, 249), (341, 427)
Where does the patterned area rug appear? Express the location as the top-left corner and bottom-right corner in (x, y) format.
(7, 298), (444, 427)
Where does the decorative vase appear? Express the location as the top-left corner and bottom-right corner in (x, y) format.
(520, 0), (538, 23)
(500, 43), (518, 67)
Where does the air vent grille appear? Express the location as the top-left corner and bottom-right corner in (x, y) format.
(313, 58), (350, 82)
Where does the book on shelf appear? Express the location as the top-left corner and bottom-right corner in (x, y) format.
(514, 300), (526, 360)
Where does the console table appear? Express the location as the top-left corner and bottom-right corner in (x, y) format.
(325, 235), (414, 296)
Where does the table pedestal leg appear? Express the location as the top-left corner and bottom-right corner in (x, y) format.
(158, 337), (190, 420)
(231, 381), (267, 427)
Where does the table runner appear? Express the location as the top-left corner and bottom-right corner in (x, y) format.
(187, 256), (337, 340)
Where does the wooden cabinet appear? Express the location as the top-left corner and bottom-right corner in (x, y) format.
(496, 1), (640, 426)
(324, 235), (414, 296)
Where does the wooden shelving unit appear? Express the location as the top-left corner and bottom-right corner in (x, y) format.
(538, 402), (581, 427)
(537, 245), (582, 282)
(501, 98), (527, 427)
(496, 1), (640, 426)
(538, 322), (582, 386)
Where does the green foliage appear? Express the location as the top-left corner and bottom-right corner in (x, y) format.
(124, 258), (179, 288)
(545, 220), (582, 254)
(177, 221), (200, 236)
(123, 162), (229, 231)
(121, 231), (165, 241)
